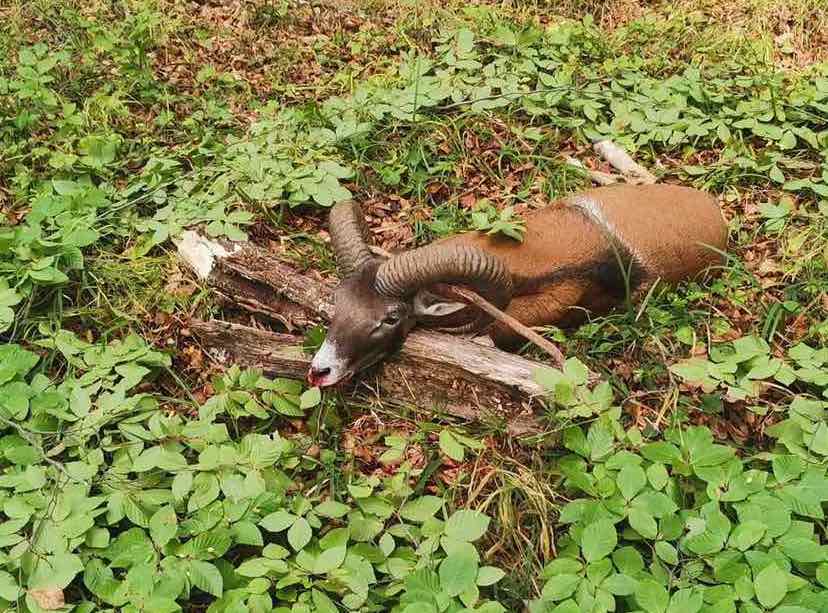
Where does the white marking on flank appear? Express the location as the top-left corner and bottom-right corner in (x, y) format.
(567, 195), (653, 275)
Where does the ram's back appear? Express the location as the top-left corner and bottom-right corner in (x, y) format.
(443, 184), (728, 295)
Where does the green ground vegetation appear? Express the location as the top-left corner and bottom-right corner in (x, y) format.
(1, 0), (827, 612)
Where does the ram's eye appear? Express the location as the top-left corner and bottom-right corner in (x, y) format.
(382, 311), (402, 325)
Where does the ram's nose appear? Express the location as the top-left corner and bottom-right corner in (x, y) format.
(307, 366), (331, 387)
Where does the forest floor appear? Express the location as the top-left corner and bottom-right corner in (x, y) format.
(1, 0), (827, 611)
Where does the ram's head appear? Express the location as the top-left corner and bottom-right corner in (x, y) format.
(307, 201), (513, 387)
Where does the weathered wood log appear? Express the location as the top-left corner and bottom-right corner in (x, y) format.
(210, 267), (315, 332)
(187, 320), (310, 381)
(176, 232), (554, 435)
(188, 319), (544, 435)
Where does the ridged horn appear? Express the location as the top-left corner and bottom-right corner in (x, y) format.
(375, 243), (513, 332)
(329, 200), (374, 276)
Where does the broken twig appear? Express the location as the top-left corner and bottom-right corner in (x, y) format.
(446, 286), (566, 368)
(565, 156), (619, 186)
(593, 140), (657, 184)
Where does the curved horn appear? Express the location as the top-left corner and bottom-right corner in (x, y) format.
(375, 243), (513, 332)
(329, 200), (374, 276)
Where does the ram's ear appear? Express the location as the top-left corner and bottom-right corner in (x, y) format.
(412, 290), (466, 318)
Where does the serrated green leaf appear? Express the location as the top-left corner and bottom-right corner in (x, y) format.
(149, 505), (177, 548)
(235, 558), (274, 578)
(477, 566), (505, 586)
(0, 570), (20, 601)
(647, 463), (669, 490)
(666, 588), (703, 613)
(809, 422), (828, 455)
(315, 499), (350, 518)
(28, 553), (83, 590)
(641, 442), (682, 464)
(779, 131), (797, 149)
(543, 558), (583, 577)
(729, 521), (765, 551)
(628, 507), (658, 539)
(299, 386), (321, 409)
(772, 455), (804, 483)
(400, 496), (443, 523)
(312, 588), (338, 613)
(183, 530), (231, 560)
(85, 527), (110, 548)
(439, 548), (479, 597)
(260, 510), (297, 532)
(231, 520), (263, 546)
(188, 560), (223, 597)
(655, 541), (678, 565)
(188, 473), (219, 513)
(618, 464), (647, 500)
(779, 537), (827, 563)
(541, 573), (581, 601)
(632, 491), (679, 518)
(314, 545), (347, 574)
(172, 471), (193, 501)
(636, 578), (669, 613)
(439, 430), (465, 462)
(603, 573), (638, 596)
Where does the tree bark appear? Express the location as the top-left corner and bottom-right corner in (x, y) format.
(177, 232), (554, 435)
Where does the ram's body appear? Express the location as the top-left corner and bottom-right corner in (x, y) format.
(439, 184), (728, 346)
(307, 183), (728, 387)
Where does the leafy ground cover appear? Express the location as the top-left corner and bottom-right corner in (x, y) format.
(1, 0), (827, 611)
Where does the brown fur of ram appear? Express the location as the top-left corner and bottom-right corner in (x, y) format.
(435, 184), (728, 346)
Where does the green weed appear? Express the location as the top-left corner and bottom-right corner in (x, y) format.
(1, 0), (828, 610)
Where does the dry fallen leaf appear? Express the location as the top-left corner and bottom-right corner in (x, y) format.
(164, 271), (196, 297)
(459, 192), (477, 208)
(29, 588), (65, 610)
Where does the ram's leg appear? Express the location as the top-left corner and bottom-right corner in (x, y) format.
(488, 281), (585, 350)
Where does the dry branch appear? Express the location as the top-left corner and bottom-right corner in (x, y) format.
(446, 286), (565, 368)
(176, 232), (554, 435)
(593, 140), (657, 184)
(565, 156), (619, 186)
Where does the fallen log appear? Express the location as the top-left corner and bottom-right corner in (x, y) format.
(176, 232), (553, 435)
(188, 319), (545, 435)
